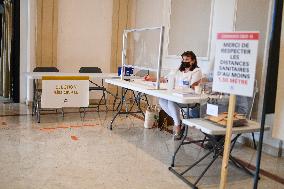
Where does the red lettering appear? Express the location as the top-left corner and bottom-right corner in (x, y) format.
(229, 78), (248, 85)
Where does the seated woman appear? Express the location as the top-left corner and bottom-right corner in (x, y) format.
(145, 51), (202, 140)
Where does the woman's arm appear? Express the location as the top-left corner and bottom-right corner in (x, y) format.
(190, 68), (203, 89)
(144, 75), (167, 83)
(191, 80), (201, 90)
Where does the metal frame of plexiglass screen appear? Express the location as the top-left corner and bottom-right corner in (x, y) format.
(121, 26), (165, 89)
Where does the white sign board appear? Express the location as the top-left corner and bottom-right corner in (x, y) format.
(206, 103), (219, 117)
(212, 32), (259, 97)
(41, 76), (89, 108)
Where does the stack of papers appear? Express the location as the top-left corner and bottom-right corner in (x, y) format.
(131, 79), (167, 89)
(172, 89), (195, 97)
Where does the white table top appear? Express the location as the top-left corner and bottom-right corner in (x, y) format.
(105, 79), (220, 104)
(26, 72), (120, 79)
(182, 118), (270, 135)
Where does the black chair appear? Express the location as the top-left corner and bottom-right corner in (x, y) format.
(33, 67), (59, 72)
(32, 67), (62, 123)
(79, 67), (108, 116)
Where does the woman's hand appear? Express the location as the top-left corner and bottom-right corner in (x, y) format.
(143, 75), (166, 83)
(190, 80), (201, 90)
(144, 75), (151, 81)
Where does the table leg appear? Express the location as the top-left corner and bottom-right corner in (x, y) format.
(32, 79), (36, 116)
(112, 86), (120, 111)
(109, 87), (126, 130)
(133, 92), (145, 118)
(109, 88), (145, 130)
(36, 97), (41, 123)
(129, 92), (149, 114)
(33, 79), (41, 123)
(143, 93), (150, 107)
(169, 133), (253, 188)
(171, 126), (188, 167)
(171, 104), (192, 166)
(169, 147), (219, 189)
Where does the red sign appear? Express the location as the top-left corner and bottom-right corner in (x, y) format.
(217, 32), (259, 40)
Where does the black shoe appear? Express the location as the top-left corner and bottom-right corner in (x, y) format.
(174, 126), (185, 140)
(174, 133), (182, 140)
(203, 142), (214, 150)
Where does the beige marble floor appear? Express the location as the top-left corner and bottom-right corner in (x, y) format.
(0, 102), (283, 189)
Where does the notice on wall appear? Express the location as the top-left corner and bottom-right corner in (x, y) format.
(41, 76), (89, 108)
(212, 32), (259, 97)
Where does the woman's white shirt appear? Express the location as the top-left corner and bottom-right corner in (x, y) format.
(175, 68), (202, 88)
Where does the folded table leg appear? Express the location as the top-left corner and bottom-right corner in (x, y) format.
(109, 88), (145, 130)
(169, 132), (254, 188)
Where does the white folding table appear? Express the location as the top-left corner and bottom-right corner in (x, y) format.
(26, 72), (120, 122)
(169, 118), (270, 189)
(105, 79), (221, 130)
(26, 72), (120, 80)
